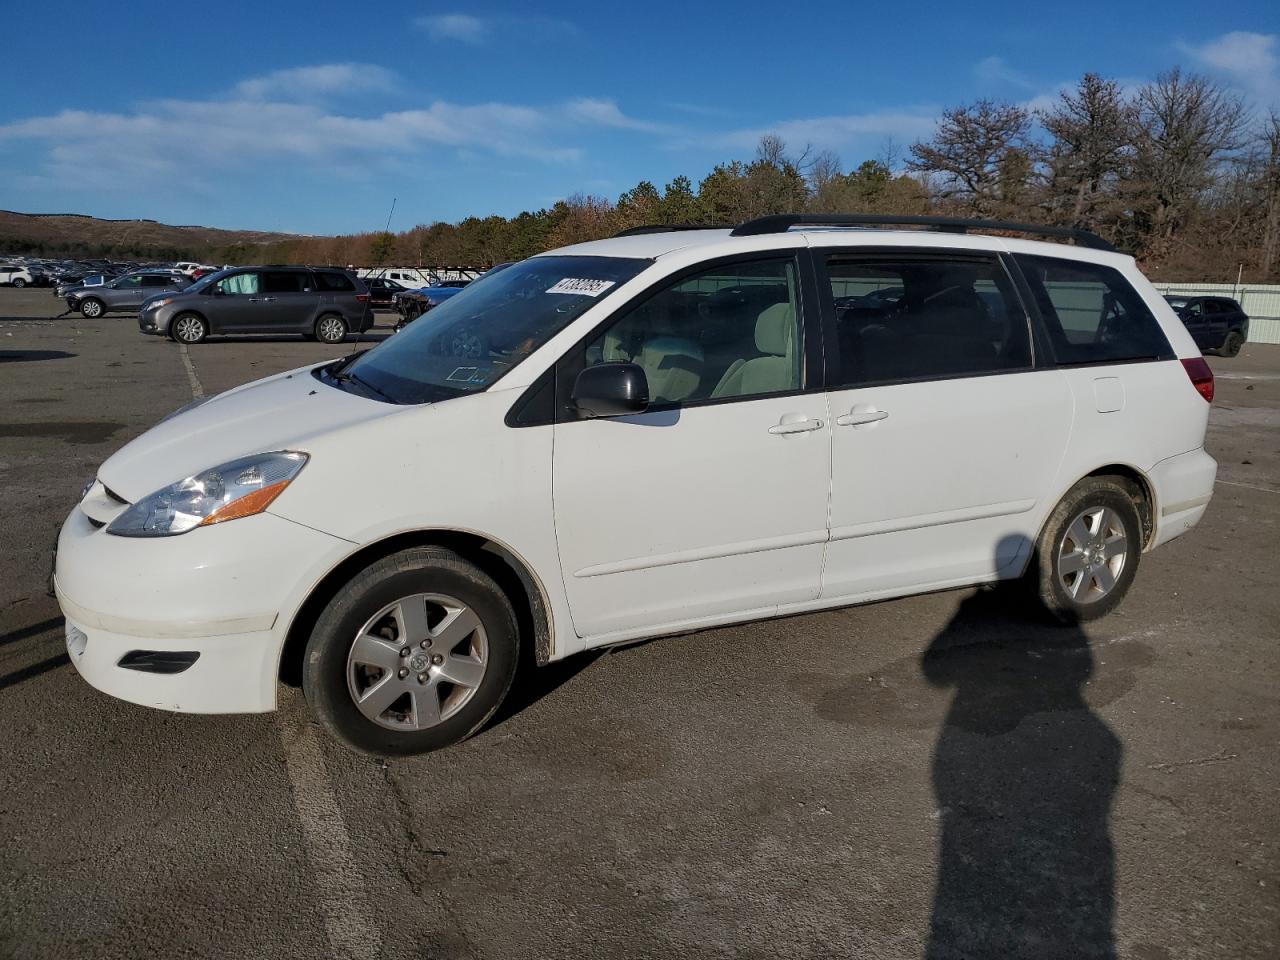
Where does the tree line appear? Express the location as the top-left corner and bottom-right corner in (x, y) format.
(12, 68), (1279, 282)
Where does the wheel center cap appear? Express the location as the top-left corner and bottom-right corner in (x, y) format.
(409, 654), (429, 672)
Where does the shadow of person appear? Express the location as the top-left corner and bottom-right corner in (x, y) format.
(922, 536), (1120, 960)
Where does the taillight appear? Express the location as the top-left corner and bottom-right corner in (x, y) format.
(1181, 357), (1214, 403)
(355, 293), (370, 302)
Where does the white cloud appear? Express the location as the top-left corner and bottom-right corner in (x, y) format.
(564, 98), (669, 133)
(1180, 31), (1279, 105)
(413, 13), (486, 43)
(0, 70), (676, 192)
(235, 63), (396, 100)
(697, 110), (939, 156)
(974, 56), (1035, 90)
(412, 12), (578, 44)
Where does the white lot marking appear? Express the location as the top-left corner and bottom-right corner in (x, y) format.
(1216, 478), (1279, 495)
(280, 711), (382, 960)
(178, 343), (204, 398)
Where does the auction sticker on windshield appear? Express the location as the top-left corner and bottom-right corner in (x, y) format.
(546, 278), (616, 297)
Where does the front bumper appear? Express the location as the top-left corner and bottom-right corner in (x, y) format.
(53, 504), (351, 713)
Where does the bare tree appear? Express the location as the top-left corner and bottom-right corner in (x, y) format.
(1039, 74), (1134, 230)
(1260, 112), (1280, 276)
(1129, 69), (1247, 253)
(908, 100), (1035, 216)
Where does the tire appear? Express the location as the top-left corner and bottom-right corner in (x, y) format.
(1220, 331), (1244, 358)
(302, 547), (519, 756)
(12, 278), (25, 288)
(79, 298), (104, 319)
(1029, 477), (1143, 623)
(315, 314), (348, 345)
(172, 313), (208, 344)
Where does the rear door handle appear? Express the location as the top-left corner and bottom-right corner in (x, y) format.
(768, 416), (824, 435)
(836, 406), (889, 427)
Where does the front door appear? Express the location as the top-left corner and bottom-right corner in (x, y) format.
(552, 254), (831, 640)
(817, 249), (1071, 599)
(209, 271), (264, 333)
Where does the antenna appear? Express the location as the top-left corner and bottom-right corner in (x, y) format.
(345, 197), (397, 362)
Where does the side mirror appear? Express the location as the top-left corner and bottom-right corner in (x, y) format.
(572, 362), (649, 419)
(210, 286), (224, 296)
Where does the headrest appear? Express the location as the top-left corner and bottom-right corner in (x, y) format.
(755, 302), (794, 356)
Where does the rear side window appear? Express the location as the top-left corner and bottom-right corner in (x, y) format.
(1015, 255), (1171, 365)
(824, 253), (1031, 386)
(263, 271), (306, 293)
(315, 271), (356, 292)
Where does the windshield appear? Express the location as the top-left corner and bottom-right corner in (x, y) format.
(339, 255), (649, 404)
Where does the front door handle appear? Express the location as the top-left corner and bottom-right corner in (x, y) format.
(836, 406), (889, 427)
(768, 415), (824, 436)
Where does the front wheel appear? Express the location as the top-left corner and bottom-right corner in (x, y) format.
(302, 547), (519, 756)
(1030, 477), (1143, 622)
(79, 298), (104, 318)
(315, 314), (348, 344)
(1220, 331), (1244, 358)
(12, 278), (25, 289)
(172, 313), (208, 344)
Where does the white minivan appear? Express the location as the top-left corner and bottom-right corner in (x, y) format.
(53, 216), (1218, 755)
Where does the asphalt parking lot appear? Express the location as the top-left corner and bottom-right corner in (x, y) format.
(0, 285), (1276, 960)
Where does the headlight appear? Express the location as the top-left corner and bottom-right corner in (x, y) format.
(158, 394), (213, 424)
(107, 451), (308, 537)
(147, 297), (174, 310)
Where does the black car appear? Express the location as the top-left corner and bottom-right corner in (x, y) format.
(1164, 295), (1249, 357)
(362, 276), (410, 308)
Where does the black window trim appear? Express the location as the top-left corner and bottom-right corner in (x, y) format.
(1008, 252), (1176, 368)
(531, 248), (821, 426)
(812, 245), (1041, 391)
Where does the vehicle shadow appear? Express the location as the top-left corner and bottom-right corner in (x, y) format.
(922, 539), (1119, 959)
(0, 350), (77, 362)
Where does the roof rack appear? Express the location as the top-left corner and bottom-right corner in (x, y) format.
(612, 223), (727, 238)
(729, 214), (1116, 251)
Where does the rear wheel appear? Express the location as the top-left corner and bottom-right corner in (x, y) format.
(315, 314), (348, 344)
(79, 298), (104, 318)
(172, 313), (208, 344)
(1220, 331), (1244, 358)
(12, 278), (26, 288)
(302, 547), (519, 756)
(1030, 477), (1143, 622)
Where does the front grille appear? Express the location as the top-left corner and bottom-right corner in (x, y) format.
(102, 485), (128, 505)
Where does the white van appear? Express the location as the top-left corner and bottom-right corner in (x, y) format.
(53, 216), (1217, 755)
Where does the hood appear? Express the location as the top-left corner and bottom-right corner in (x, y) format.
(98, 365), (401, 501)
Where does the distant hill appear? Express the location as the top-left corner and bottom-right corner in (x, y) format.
(0, 210), (308, 261)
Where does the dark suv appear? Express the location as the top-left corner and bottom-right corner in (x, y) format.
(139, 266), (373, 344)
(1164, 295), (1249, 357)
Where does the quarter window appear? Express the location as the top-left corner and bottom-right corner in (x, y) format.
(583, 258), (802, 405)
(315, 271), (356, 292)
(825, 254), (1030, 386)
(1015, 255), (1171, 365)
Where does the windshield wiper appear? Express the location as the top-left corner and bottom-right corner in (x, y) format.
(333, 368), (397, 404)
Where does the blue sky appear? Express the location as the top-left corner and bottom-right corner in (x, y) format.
(1, 1), (1276, 235)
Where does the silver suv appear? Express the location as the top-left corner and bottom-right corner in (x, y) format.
(139, 266), (374, 344)
(66, 271), (190, 317)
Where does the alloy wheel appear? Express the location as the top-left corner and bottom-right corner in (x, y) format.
(318, 316), (346, 343)
(175, 316), (204, 343)
(346, 593), (488, 731)
(1057, 505), (1128, 603)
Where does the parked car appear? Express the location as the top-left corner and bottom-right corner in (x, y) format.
(138, 265), (374, 344)
(1164, 295), (1249, 357)
(65, 271), (191, 317)
(362, 276), (410, 308)
(53, 215), (1217, 757)
(0, 264), (34, 287)
(393, 282), (468, 327)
